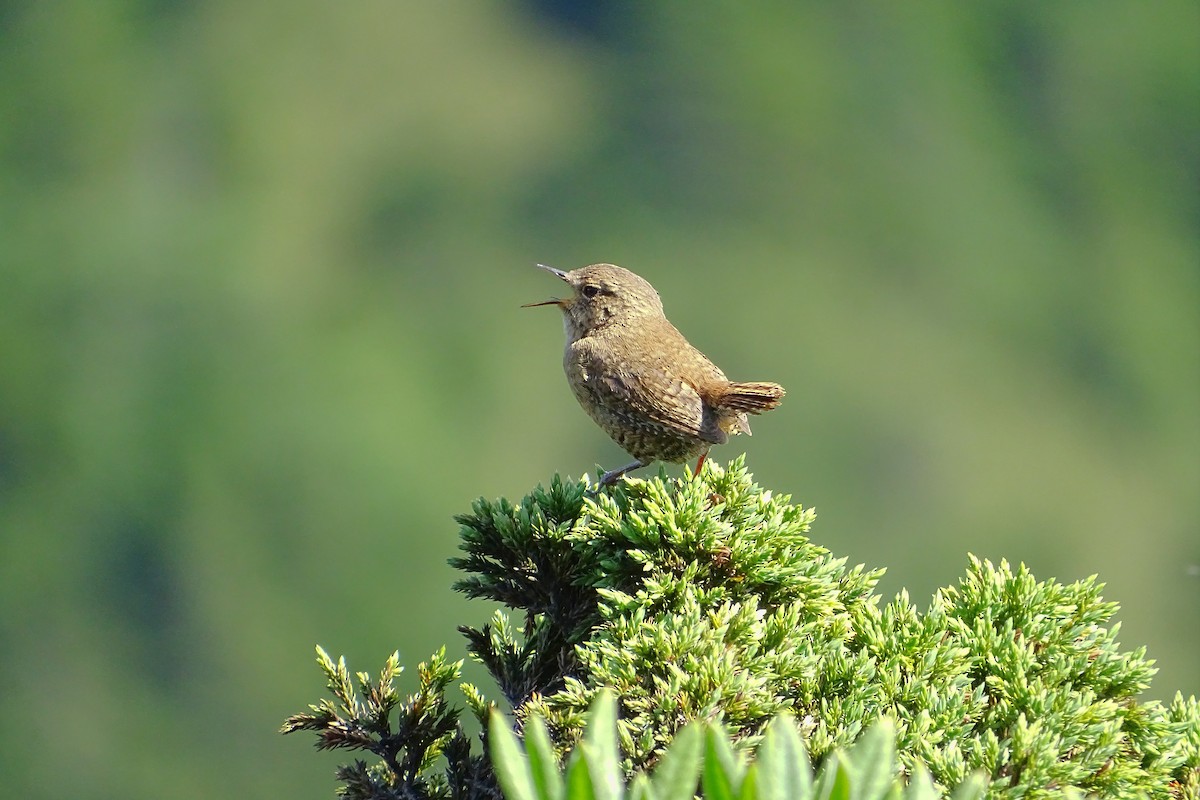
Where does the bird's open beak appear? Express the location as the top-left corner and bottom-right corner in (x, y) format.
(535, 263), (569, 280)
(522, 263), (570, 308)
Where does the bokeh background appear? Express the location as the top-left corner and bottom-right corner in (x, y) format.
(1, 2), (1197, 797)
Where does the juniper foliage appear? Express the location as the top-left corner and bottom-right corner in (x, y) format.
(281, 646), (499, 799)
(284, 458), (1200, 798)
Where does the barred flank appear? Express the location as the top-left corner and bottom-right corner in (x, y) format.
(716, 381), (785, 413)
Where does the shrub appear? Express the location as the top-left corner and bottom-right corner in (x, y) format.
(284, 459), (1199, 798)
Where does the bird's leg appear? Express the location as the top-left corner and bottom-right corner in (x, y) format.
(693, 450), (724, 507)
(598, 460), (646, 487)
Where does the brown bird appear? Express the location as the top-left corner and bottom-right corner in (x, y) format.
(525, 263), (785, 486)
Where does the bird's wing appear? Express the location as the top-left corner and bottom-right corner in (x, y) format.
(594, 367), (727, 445)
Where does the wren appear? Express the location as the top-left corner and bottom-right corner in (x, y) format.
(525, 263), (785, 486)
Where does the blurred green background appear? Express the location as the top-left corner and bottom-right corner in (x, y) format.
(1, 2), (1197, 797)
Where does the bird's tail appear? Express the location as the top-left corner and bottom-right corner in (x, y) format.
(715, 381), (786, 414)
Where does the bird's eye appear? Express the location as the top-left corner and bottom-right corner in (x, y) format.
(581, 284), (600, 298)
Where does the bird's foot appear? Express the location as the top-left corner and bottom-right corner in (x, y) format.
(595, 460), (646, 489)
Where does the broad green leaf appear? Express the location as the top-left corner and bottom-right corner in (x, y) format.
(845, 719), (894, 800)
(564, 748), (596, 800)
(701, 726), (741, 800)
(489, 710), (537, 800)
(526, 716), (564, 800)
(903, 763), (937, 800)
(812, 752), (840, 800)
(828, 761), (853, 800)
(755, 714), (812, 800)
(628, 774), (656, 800)
(737, 765), (758, 800)
(948, 773), (987, 800)
(649, 723), (702, 800)
(582, 692), (622, 800)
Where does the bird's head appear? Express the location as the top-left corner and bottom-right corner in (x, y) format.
(523, 263), (664, 340)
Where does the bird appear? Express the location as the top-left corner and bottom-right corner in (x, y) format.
(524, 263), (785, 486)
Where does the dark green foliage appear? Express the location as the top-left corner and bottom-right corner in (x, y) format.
(286, 460), (1200, 798)
(281, 647), (499, 799)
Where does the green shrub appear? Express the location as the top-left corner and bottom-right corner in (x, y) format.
(284, 459), (1199, 798)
